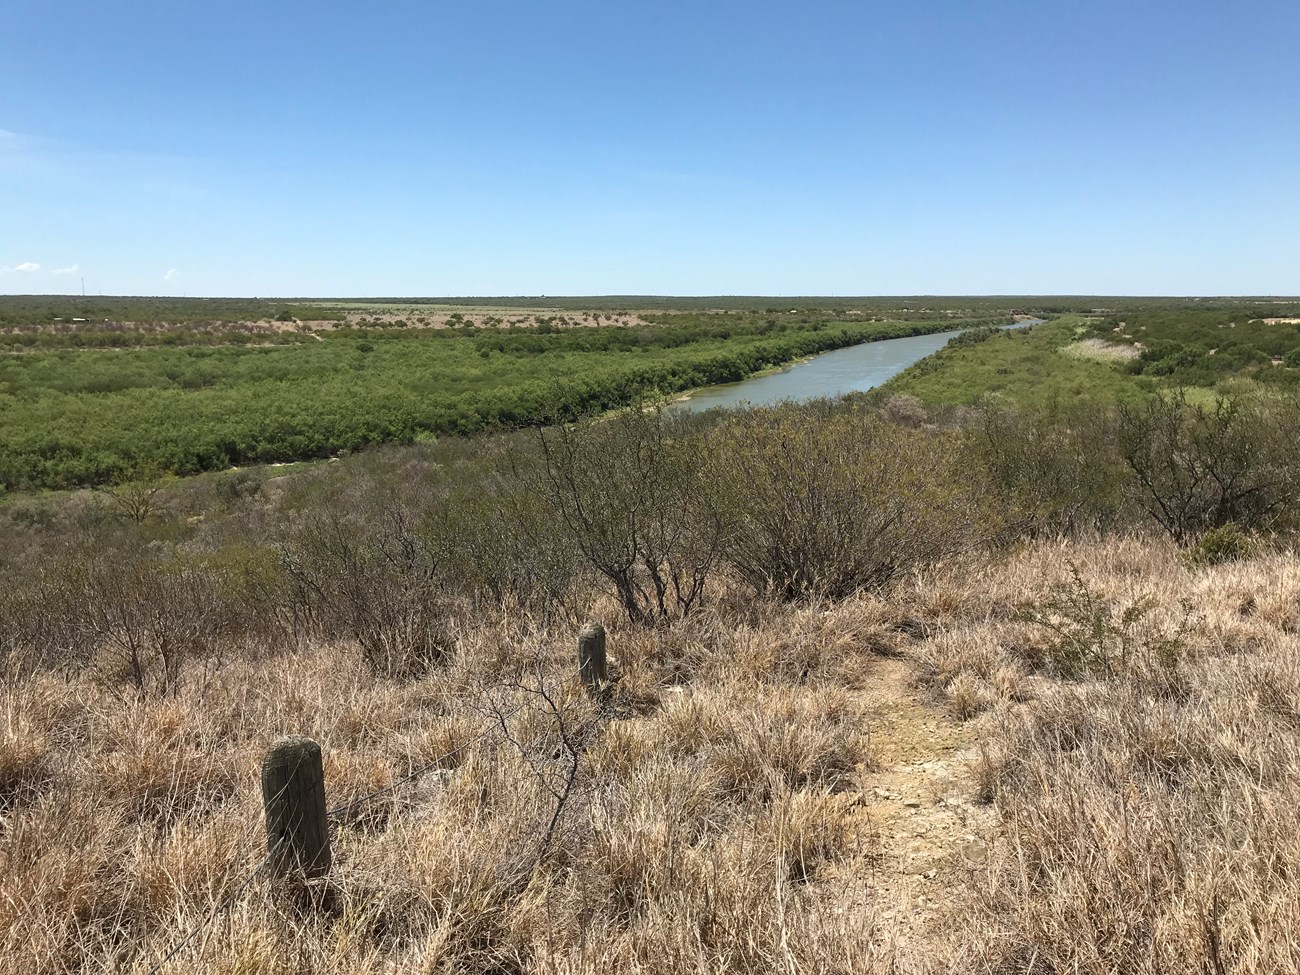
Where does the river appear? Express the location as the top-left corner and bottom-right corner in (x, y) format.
(671, 319), (1043, 412)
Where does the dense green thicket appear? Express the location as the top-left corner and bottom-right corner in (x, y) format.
(880, 317), (1148, 405)
(0, 315), (976, 491)
(1086, 304), (1300, 388)
(0, 325), (313, 351)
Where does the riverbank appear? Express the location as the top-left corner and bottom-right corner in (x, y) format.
(670, 318), (1043, 412)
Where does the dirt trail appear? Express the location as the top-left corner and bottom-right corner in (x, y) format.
(847, 656), (996, 945)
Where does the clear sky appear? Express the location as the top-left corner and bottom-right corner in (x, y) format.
(2, 0), (1298, 297)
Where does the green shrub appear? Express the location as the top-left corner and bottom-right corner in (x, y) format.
(1189, 523), (1255, 566)
(1017, 564), (1190, 680)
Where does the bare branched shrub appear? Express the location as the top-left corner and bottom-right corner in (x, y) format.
(881, 392), (928, 428)
(436, 476), (583, 619)
(967, 396), (1129, 538)
(92, 465), (173, 524)
(530, 408), (728, 625)
(1118, 392), (1300, 544)
(279, 480), (450, 676)
(58, 547), (229, 692)
(711, 402), (992, 600)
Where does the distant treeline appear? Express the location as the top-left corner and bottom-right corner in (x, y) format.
(11, 293), (1286, 325)
(0, 296), (343, 329)
(319, 295), (1294, 313)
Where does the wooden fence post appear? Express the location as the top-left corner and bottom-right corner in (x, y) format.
(261, 736), (331, 879)
(578, 621), (607, 694)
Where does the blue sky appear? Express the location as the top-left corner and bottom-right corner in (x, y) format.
(2, 0), (1298, 297)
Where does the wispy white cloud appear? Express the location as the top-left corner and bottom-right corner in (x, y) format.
(0, 129), (51, 176)
(0, 129), (34, 151)
(52, 263), (80, 275)
(163, 268), (180, 281)
(1, 261), (41, 273)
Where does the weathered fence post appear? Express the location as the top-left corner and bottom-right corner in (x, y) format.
(262, 736), (331, 879)
(578, 621), (607, 694)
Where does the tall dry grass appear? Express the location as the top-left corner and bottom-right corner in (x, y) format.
(0, 592), (896, 975)
(7, 524), (1300, 973)
(913, 537), (1300, 973)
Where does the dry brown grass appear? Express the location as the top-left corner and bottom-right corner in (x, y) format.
(913, 537), (1300, 973)
(7, 538), (1300, 972)
(0, 591), (898, 974)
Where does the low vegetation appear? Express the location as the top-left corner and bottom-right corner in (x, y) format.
(4, 295), (1300, 972)
(0, 297), (1014, 491)
(913, 539), (1300, 972)
(883, 299), (1300, 406)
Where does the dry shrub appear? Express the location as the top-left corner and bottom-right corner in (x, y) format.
(97, 700), (240, 821)
(0, 582), (897, 975)
(644, 682), (868, 800)
(19, 504), (1300, 974)
(710, 403), (994, 600)
(912, 622), (1037, 719)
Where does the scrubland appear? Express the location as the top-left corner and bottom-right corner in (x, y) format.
(4, 389), (1300, 973)
(886, 300), (1300, 407)
(0, 297), (1013, 491)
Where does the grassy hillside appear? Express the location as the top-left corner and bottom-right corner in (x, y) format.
(4, 469), (1297, 971)
(6, 300), (1300, 972)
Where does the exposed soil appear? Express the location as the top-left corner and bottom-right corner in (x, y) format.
(336, 311), (656, 329)
(843, 656), (996, 948)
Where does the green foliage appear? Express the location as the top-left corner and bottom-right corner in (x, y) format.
(882, 317), (1152, 407)
(1188, 523), (1256, 566)
(0, 313), (989, 491)
(945, 325), (1001, 347)
(965, 397), (1129, 538)
(0, 295), (341, 329)
(1017, 565), (1191, 680)
(1117, 392), (1300, 543)
(887, 301), (1300, 408)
